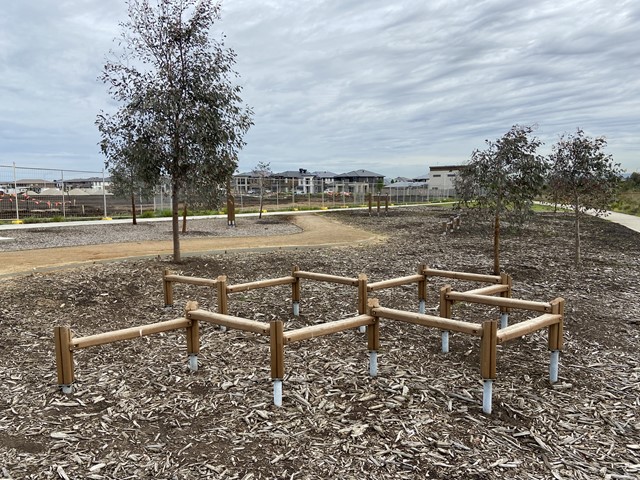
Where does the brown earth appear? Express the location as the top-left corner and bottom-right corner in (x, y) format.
(0, 214), (382, 276)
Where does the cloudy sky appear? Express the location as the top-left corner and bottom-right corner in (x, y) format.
(1, 0), (639, 179)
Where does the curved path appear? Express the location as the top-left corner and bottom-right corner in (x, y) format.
(0, 214), (382, 277)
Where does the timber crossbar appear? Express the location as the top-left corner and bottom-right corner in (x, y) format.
(163, 269), (219, 306)
(54, 302), (202, 390)
(293, 270), (359, 286)
(187, 309), (270, 335)
(445, 291), (552, 313)
(226, 276), (295, 294)
(283, 314), (375, 344)
(371, 306), (482, 335)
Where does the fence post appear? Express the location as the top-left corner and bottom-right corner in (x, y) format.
(418, 263), (427, 314)
(367, 298), (380, 377)
(185, 301), (200, 372)
(270, 320), (285, 406)
(367, 193), (372, 216)
(163, 268), (174, 306)
(548, 298), (565, 383)
(216, 275), (228, 319)
(357, 273), (368, 333)
(480, 319), (498, 414)
(439, 285), (452, 352)
(54, 326), (74, 393)
(499, 273), (512, 329)
(291, 265), (301, 316)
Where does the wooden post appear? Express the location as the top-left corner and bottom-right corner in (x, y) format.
(417, 263), (427, 311)
(357, 273), (368, 314)
(439, 285), (452, 319)
(163, 268), (174, 306)
(480, 320), (498, 379)
(54, 326), (74, 388)
(499, 273), (512, 313)
(439, 285), (453, 352)
(185, 301), (200, 356)
(291, 265), (301, 315)
(270, 320), (285, 380)
(227, 194), (236, 227)
(376, 196), (381, 215)
(548, 298), (565, 351)
(216, 275), (228, 315)
(367, 299), (380, 352)
(367, 193), (372, 216)
(384, 194), (389, 215)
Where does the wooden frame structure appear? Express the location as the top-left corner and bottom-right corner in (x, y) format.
(162, 264), (513, 323)
(55, 268), (564, 414)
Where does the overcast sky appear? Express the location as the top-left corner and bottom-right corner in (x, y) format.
(1, 0), (639, 179)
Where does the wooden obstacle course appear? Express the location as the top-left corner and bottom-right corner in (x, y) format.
(442, 214), (462, 234)
(56, 265), (563, 414)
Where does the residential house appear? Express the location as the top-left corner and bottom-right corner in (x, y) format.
(272, 169), (317, 194)
(334, 169), (385, 195)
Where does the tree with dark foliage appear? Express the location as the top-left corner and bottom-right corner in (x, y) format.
(97, 0), (252, 261)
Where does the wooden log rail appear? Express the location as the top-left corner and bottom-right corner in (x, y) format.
(55, 292), (564, 415)
(55, 302), (201, 391)
(163, 269), (219, 306)
(164, 265), (514, 322)
(369, 296), (565, 414)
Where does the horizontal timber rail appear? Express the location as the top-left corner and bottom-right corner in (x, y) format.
(445, 290), (552, 313)
(368, 274), (424, 292)
(187, 309), (270, 335)
(55, 302), (202, 393)
(423, 267), (502, 284)
(163, 269), (219, 306)
(497, 313), (562, 344)
(371, 306), (482, 336)
(226, 276), (295, 294)
(283, 314), (374, 344)
(72, 318), (192, 350)
(293, 270), (359, 286)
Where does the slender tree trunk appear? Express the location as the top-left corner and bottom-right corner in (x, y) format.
(493, 210), (500, 275)
(259, 191), (264, 219)
(172, 181), (181, 263)
(131, 192), (137, 225)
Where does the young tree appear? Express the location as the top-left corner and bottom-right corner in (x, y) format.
(252, 161), (272, 219)
(456, 125), (548, 274)
(548, 129), (621, 266)
(96, 0), (252, 262)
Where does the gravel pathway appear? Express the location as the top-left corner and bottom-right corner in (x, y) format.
(0, 217), (300, 252)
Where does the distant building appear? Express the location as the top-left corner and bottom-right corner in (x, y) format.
(334, 169), (385, 195)
(62, 177), (112, 191)
(272, 169), (317, 194)
(428, 165), (463, 198)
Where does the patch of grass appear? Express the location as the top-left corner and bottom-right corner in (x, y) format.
(612, 191), (640, 217)
(141, 210), (155, 218)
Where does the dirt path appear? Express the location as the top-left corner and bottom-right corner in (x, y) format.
(0, 214), (382, 277)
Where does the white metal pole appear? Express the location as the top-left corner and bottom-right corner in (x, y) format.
(13, 162), (19, 220)
(102, 169), (107, 217)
